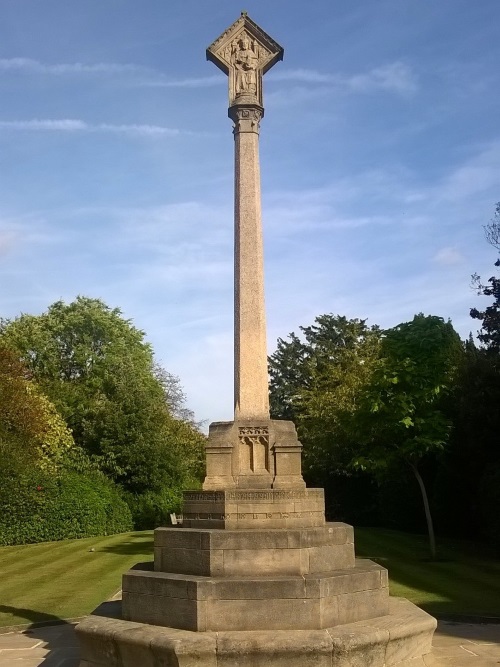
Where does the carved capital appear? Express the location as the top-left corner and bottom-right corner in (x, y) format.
(229, 104), (263, 134)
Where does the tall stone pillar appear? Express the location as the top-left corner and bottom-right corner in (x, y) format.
(230, 102), (268, 419)
(75, 15), (437, 667)
(206, 13), (283, 420)
(185, 12), (310, 498)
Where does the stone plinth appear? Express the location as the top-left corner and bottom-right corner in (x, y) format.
(153, 523), (352, 576)
(182, 488), (323, 529)
(203, 419), (306, 492)
(77, 596), (436, 667)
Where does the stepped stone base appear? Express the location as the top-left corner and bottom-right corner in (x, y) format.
(153, 523), (354, 577)
(123, 558), (389, 631)
(76, 596), (436, 667)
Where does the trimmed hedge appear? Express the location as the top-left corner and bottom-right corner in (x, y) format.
(123, 487), (184, 530)
(0, 467), (132, 546)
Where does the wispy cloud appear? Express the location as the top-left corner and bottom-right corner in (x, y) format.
(141, 75), (222, 88)
(0, 57), (222, 90)
(0, 57), (150, 75)
(0, 119), (193, 137)
(269, 61), (418, 97)
(433, 246), (464, 265)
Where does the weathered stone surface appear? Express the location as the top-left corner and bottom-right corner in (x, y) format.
(153, 523), (354, 577)
(122, 559), (388, 631)
(182, 486), (324, 529)
(215, 629), (333, 667)
(202, 420), (306, 494)
(76, 597), (435, 667)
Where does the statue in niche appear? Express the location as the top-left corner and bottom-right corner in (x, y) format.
(232, 34), (259, 96)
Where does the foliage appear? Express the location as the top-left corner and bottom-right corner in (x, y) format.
(478, 464), (500, 553)
(471, 203), (500, 352)
(0, 297), (205, 507)
(433, 338), (500, 543)
(0, 342), (74, 472)
(353, 314), (463, 474)
(0, 467), (133, 546)
(269, 314), (382, 477)
(351, 314), (463, 558)
(123, 488), (184, 530)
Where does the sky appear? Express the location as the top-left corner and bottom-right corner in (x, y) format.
(0, 1), (499, 426)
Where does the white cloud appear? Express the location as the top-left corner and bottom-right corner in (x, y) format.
(0, 231), (16, 257)
(141, 75), (223, 88)
(0, 57), (223, 90)
(347, 62), (418, 96)
(0, 57), (150, 75)
(0, 119), (191, 137)
(433, 247), (464, 265)
(269, 61), (418, 97)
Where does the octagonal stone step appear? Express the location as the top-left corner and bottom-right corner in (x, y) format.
(122, 559), (388, 631)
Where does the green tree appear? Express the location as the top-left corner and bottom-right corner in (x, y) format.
(0, 342), (74, 473)
(471, 203), (500, 352)
(269, 314), (382, 512)
(353, 314), (463, 559)
(0, 297), (204, 523)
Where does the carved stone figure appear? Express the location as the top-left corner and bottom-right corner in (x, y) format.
(233, 34), (259, 96)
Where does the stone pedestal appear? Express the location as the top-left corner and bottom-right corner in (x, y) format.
(77, 419), (436, 666)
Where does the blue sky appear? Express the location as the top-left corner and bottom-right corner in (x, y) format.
(1, 1), (499, 425)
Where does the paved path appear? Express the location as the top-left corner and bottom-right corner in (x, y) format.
(0, 619), (498, 666)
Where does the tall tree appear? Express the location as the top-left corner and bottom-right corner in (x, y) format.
(0, 297), (204, 501)
(269, 315), (381, 477)
(353, 314), (463, 559)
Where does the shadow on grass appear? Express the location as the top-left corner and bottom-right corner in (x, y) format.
(356, 528), (500, 621)
(97, 531), (154, 556)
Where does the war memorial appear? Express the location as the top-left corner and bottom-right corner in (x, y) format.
(76, 14), (437, 666)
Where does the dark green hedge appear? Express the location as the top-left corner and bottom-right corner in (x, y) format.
(123, 487), (184, 530)
(479, 464), (500, 553)
(0, 468), (132, 546)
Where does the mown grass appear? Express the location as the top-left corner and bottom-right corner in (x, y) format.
(1, 528), (499, 627)
(355, 527), (500, 617)
(0, 531), (153, 627)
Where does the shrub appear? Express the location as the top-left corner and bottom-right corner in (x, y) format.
(0, 467), (132, 546)
(123, 487), (184, 530)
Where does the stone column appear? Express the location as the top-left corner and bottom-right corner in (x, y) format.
(229, 103), (269, 420)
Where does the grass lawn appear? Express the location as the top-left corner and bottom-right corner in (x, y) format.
(355, 527), (500, 618)
(1, 528), (499, 627)
(0, 531), (153, 627)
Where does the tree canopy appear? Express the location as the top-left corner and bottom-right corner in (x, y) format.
(0, 342), (74, 473)
(471, 202), (500, 353)
(0, 297), (205, 526)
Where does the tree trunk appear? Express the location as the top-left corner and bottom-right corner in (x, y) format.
(410, 463), (437, 560)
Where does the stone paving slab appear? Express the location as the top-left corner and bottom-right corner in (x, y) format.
(0, 619), (498, 666)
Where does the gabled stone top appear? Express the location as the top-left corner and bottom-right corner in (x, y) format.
(207, 13), (284, 107)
